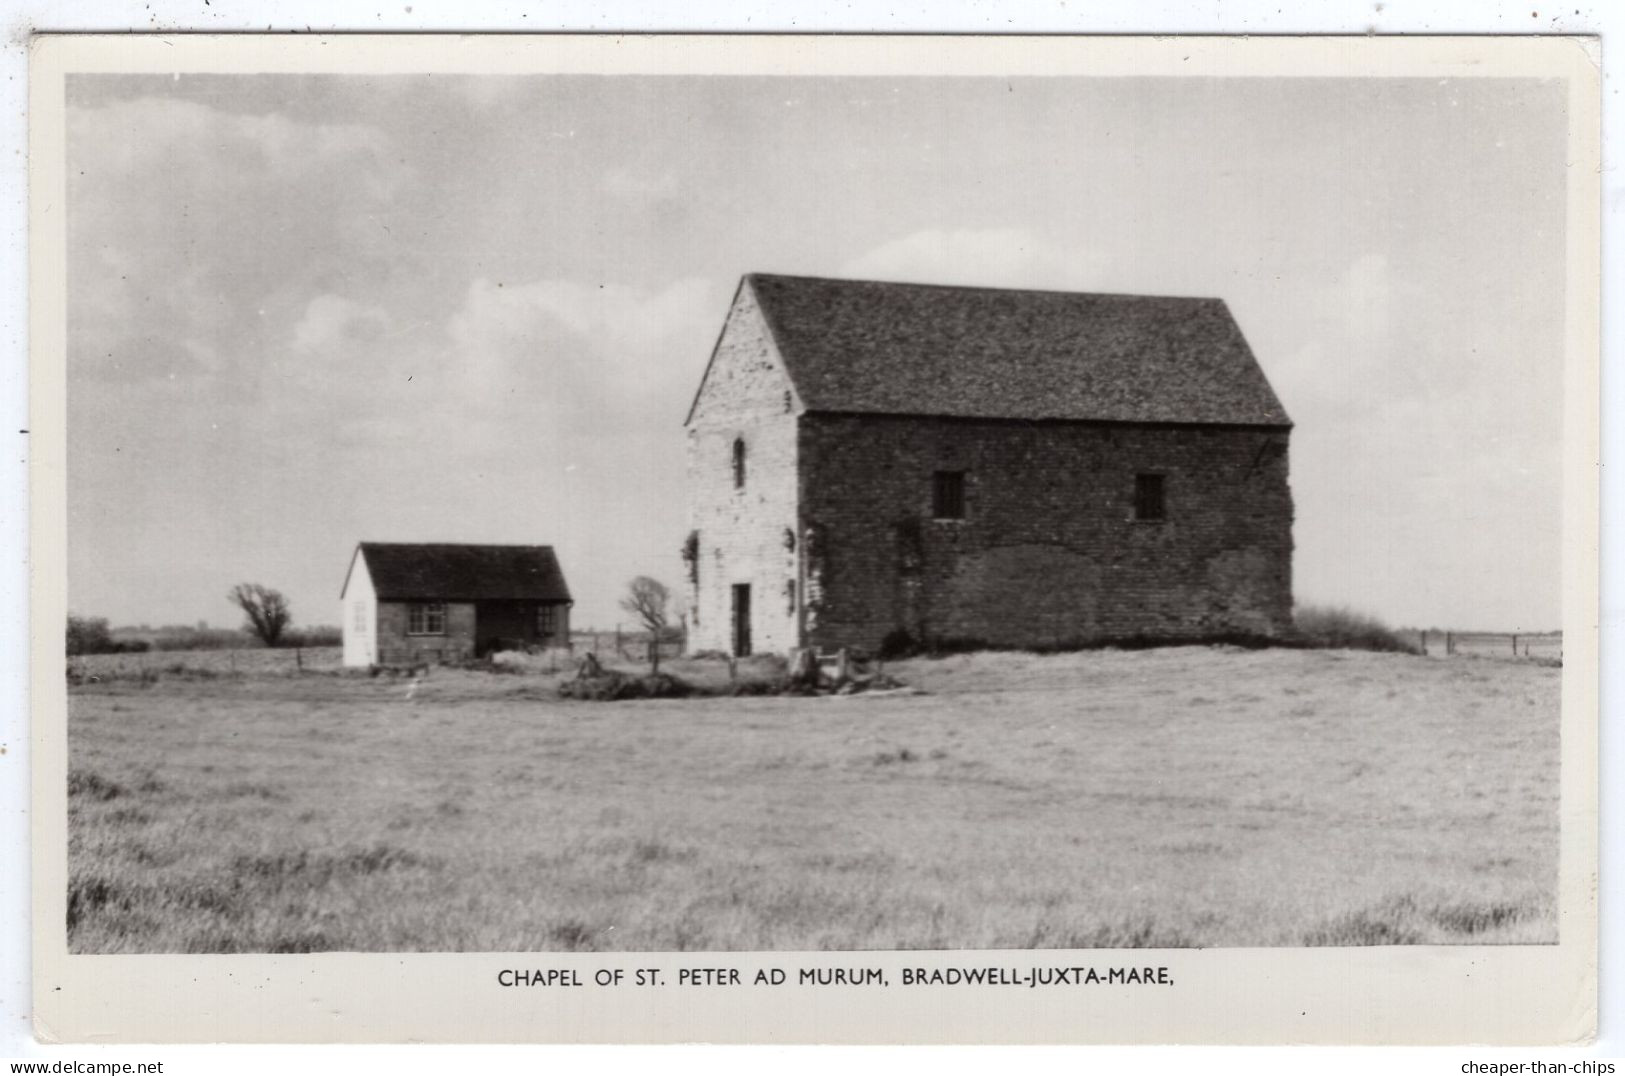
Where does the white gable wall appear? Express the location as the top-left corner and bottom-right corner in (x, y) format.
(339, 548), (378, 667)
(686, 280), (803, 655)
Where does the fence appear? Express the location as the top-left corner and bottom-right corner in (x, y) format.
(571, 629), (686, 665)
(1400, 630), (1562, 661)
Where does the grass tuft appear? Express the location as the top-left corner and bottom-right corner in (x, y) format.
(66, 874), (130, 931)
(549, 921), (596, 951)
(1304, 895), (1536, 945)
(68, 768), (126, 801)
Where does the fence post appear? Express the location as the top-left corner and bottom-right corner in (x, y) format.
(1446, 631), (1453, 656)
(1512, 634), (1518, 656)
(1419, 630), (1427, 656)
(296, 647), (303, 671)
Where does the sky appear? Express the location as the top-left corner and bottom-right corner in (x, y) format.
(63, 73), (1568, 633)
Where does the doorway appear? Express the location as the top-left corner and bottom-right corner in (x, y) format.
(731, 584), (752, 657)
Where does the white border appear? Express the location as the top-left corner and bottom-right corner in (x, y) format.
(2, 3), (1617, 1067)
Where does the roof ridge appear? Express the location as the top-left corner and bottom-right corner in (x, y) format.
(744, 271), (1226, 305)
(360, 541), (556, 549)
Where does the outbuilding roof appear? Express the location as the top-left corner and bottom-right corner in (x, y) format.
(352, 543), (572, 602)
(738, 273), (1291, 427)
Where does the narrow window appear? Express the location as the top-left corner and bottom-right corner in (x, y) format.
(536, 604), (556, 638)
(352, 602), (368, 633)
(408, 602), (447, 635)
(732, 437), (747, 490)
(933, 470), (966, 520)
(1134, 473), (1166, 521)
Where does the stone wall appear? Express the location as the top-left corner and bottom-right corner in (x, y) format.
(685, 282), (801, 655)
(797, 414), (1293, 651)
(375, 600), (476, 663)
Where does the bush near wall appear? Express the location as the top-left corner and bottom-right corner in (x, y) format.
(1293, 605), (1419, 654)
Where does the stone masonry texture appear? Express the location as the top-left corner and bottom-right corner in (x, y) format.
(796, 414), (1293, 652)
(686, 283), (801, 655)
(375, 600), (476, 663)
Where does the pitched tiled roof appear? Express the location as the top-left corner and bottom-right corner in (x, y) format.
(745, 274), (1291, 427)
(356, 543), (571, 602)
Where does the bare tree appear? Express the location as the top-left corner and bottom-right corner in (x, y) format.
(229, 583), (291, 647)
(620, 576), (670, 671)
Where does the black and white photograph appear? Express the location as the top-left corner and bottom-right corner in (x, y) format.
(27, 33), (1599, 1044)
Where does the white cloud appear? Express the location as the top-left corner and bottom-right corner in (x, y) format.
(839, 228), (1111, 291)
(603, 166), (680, 203)
(73, 96), (400, 195)
(446, 276), (719, 398)
(291, 294), (393, 355)
(68, 96), (410, 391)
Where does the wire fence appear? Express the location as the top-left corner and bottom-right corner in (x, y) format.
(1399, 630), (1563, 662)
(571, 630), (687, 665)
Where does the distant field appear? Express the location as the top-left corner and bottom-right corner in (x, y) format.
(70, 645), (344, 678)
(64, 646), (1559, 952)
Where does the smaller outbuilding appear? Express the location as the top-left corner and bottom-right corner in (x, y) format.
(340, 542), (572, 667)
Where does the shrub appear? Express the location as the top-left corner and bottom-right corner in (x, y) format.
(557, 670), (694, 701)
(877, 628), (919, 660)
(282, 625), (342, 648)
(1294, 604), (1419, 654)
(66, 616), (117, 656)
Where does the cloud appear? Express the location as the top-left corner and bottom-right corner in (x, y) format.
(73, 95), (401, 197)
(840, 228), (1111, 291)
(603, 166), (680, 203)
(292, 294), (393, 355)
(446, 276), (719, 403)
(67, 96), (409, 388)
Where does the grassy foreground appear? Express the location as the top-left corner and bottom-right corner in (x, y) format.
(65, 646), (1559, 952)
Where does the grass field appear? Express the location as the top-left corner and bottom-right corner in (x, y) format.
(64, 645), (1559, 952)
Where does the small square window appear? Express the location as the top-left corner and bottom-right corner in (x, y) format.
(933, 471), (966, 520)
(408, 602), (447, 635)
(1134, 473), (1166, 521)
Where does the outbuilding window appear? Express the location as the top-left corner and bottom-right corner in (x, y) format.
(536, 604), (556, 638)
(352, 602), (368, 633)
(732, 437), (747, 490)
(1134, 473), (1166, 521)
(407, 602), (447, 635)
(933, 470), (966, 520)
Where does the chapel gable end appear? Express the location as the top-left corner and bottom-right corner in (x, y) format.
(686, 279), (798, 429)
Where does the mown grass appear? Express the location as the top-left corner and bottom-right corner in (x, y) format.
(66, 645), (1558, 952)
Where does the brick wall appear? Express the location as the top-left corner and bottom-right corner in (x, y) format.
(797, 414), (1293, 651)
(686, 282), (801, 655)
(375, 600), (476, 663)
